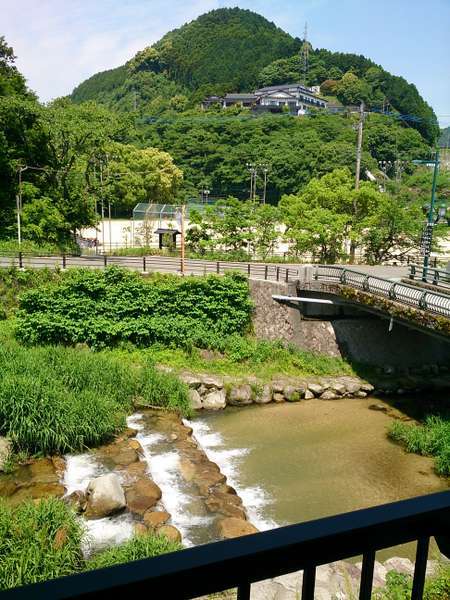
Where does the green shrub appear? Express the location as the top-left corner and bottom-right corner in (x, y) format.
(374, 565), (450, 599)
(16, 267), (253, 350)
(0, 498), (84, 591)
(389, 415), (450, 476)
(0, 332), (191, 455)
(86, 532), (182, 571)
(0, 267), (63, 317)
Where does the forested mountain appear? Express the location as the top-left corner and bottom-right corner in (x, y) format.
(70, 7), (438, 142)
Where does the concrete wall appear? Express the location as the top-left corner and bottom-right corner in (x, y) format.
(249, 279), (450, 368)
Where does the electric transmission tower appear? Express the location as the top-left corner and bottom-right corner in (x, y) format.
(300, 23), (310, 86)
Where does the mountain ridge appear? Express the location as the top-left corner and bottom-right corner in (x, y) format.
(70, 7), (438, 142)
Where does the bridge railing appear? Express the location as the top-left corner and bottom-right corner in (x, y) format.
(314, 265), (450, 318)
(409, 264), (450, 289)
(3, 491), (450, 600)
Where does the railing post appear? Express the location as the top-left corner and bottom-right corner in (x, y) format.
(419, 290), (428, 310)
(142, 256), (146, 273)
(359, 551), (375, 600)
(264, 265), (268, 280)
(62, 253), (66, 270)
(103, 254), (107, 268)
(237, 582), (251, 600)
(18, 251), (23, 269)
(301, 566), (316, 600)
(409, 265), (416, 280)
(411, 537), (430, 600)
(276, 266), (280, 282)
(339, 269), (347, 284)
(247, 263), (251, 277)
(389, 282), (397, 300)
(433, 270), (439, 285)
(363, 275), (370, 291)
(216, 261), (220, 274)
(285, 268), (289, 283)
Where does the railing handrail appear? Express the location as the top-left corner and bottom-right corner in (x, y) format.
(314, 264), (450, 318)
(2, 490), (449, 599)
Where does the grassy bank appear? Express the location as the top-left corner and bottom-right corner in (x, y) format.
(118, 337), (354, 380)
(389, 414), (450, 477)
(0, 267), (63, 318)
(0, 321), (191, 456)
(0, 498), (181, 591)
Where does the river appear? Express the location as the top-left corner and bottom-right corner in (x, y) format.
(191, 397), (449, 559)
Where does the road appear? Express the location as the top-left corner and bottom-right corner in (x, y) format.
(0, 254), (411, 281)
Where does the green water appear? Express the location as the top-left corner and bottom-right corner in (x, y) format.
(197, 398), (449, 559)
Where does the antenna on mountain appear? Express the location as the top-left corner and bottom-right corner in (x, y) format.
(300, 22), (310, 87)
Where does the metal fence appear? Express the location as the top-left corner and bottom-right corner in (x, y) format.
(314, 265), (450, 318)
(409, 264), (450, 288)
(0, 252), (303, 283)
(2, 491), (449, 600)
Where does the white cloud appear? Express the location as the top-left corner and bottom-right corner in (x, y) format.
(2, 0), (218, 101)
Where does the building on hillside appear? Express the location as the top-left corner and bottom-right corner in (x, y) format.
(201, 83), (327, 115)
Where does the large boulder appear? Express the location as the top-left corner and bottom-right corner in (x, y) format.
(307, 383), (325, 395)
(202, 376), (224, 389)
(125, 478), (162, 515)
(202, 389), (226, 410)
(157, 524), (182, 543)
(283, 385), (301, 402)
(144, 510), (170, 529)
(254, 385), (272, 404)
(216, 517), (258, 539)
(227, 384), (253, 406)
(180, 373), (203, 389)
(320, 389), (339, 400)
(85, 474), (126, 519)
(189, 389), (202, 410)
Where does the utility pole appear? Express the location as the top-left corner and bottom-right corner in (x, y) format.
(262, 167), (268, 204)
(99, 161), (105, 251)
(180, 204), (185, 276)
(355, 101), (365, 191)
(300, 23), (309, 87)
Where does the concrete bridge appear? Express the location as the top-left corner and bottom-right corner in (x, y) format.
(1, 252), (449, 371)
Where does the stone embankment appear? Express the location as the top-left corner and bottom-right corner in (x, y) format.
(178, 373), (375, 411)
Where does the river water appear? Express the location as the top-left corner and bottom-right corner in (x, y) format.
(191, 398), (449, 559)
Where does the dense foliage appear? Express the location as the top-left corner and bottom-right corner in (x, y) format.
(0, 320), (190, 455)
(440, 127), (450, 147)
(0, 498), (84, 590)
(16, 267), (253, 350)
(86, 532), (181, 571)
(389, 414), (450, 476)
(142, 111), (429, 202)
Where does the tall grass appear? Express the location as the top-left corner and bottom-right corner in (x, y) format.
(86, 532), (182, 571)
(0, 499), (182, 591)
(0, 498), (84, 591)
(389, 415), (450, 476)
(0, 327), (191, 455)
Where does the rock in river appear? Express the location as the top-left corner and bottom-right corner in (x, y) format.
(85, 473), (126, 519)
(216, 517), (259, 539)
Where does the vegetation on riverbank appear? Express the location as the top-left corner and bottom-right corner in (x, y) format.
(86, 532), (182, 571)
(16, 267), (252, 350)
(0, 320), (191, 456)
(374, 565), (450, 599)
(0, 498), (84, 590)
(130, 337), (354, 379)
(0, 498), (182, 591)
(0, 267), (63, 318)
(389, 415), (450, 477)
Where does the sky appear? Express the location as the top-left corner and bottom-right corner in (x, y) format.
(2, 0), (450, 127)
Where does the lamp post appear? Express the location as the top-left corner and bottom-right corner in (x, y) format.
(413, 150), (440, 280)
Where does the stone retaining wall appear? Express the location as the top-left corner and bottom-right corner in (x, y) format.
(179, 373), (374, 411)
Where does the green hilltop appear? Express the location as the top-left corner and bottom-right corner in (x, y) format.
(70, 7), (438, 142)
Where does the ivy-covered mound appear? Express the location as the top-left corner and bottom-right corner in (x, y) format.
(16, 267), (253, 350)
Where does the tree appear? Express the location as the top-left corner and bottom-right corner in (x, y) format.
(252, 204), (281, 259)
(0, 36), (30, 98)
(335, 72), (372, 105)
(101, 141), (183, 214)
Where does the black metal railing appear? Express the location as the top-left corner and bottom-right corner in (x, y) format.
(2, 491), (449, 600)
(409, 264), (450, 288)
(314, 265), (450, 318)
